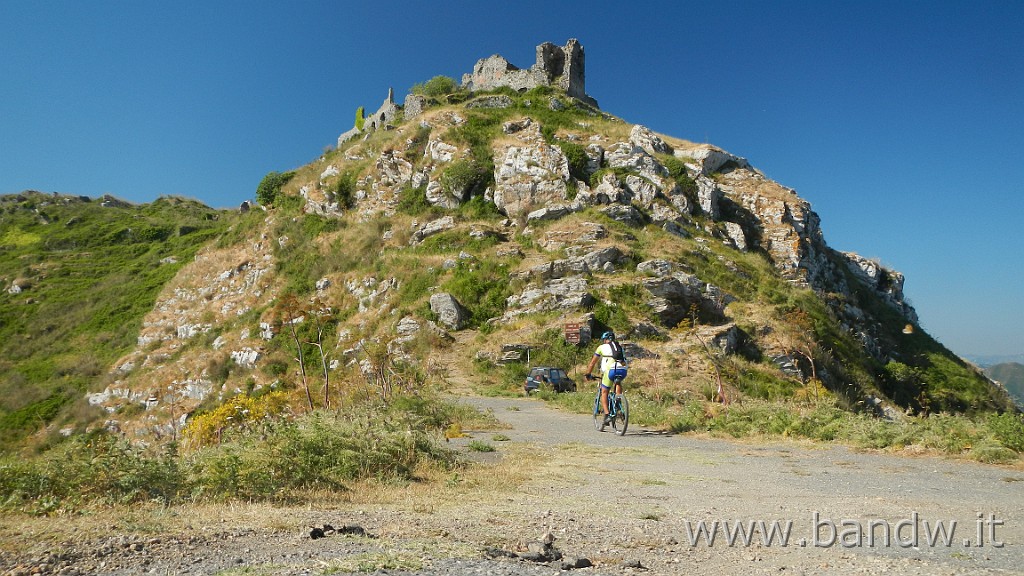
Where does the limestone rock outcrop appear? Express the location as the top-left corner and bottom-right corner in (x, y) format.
(492, 121), (572, 217)
(429, 293), (470, 331)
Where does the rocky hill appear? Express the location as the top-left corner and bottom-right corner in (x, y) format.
(985, 363), (1024, 407)
(1, 39), (1015, 449)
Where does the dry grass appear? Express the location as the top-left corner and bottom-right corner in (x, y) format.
(0, 442), (544, 556)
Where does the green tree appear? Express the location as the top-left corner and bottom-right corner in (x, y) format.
(256, 171), (296, 207)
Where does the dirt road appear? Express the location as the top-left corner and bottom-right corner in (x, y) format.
(3, 394), (1021, 575)
(448, 395), (1024, 575)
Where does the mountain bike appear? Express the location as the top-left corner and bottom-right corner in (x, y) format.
(586, 374), (629, 436)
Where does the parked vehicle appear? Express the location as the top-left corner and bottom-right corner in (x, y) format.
(524, 367), (576, 395)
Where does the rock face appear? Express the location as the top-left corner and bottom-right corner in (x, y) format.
(842, 252), (917, 323)
(641, 270), (731, 328)
(462, 39), (598, 108)
(505, 276), (594, 318)
(429, 293), (470, 330)
(492, 122), (571, 217)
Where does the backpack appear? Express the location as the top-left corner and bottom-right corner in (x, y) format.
(609, 340), (626, 364)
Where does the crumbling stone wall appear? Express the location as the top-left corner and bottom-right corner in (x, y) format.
(365, 87), (400, 131)
(461, 39), (598, 108)
(340, 39), (598, 147)
(339, 88), (402, 147)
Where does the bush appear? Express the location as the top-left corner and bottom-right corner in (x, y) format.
(986, 412), (1024, 452)
(557, 140), (590, 181)
(256, 170), (296, 206)
(332, 170), (359, 209)
(661, 155), (698, 198)
(355, 106), (365, 131)
(188, 411), (456, 499)
(441, 260), (512, 327)
(182, 391), (292, 448)
(396, 184), (436, 216)
(467, 440), (494, 452)
(0, 434), (182, 513)
(589, 166), (636, 188)
(411, 76), (461, 98)
(0, 395), (471, 510)
(526, 328), (590, 374)
(440, 159), (481, 200)
(457, 195), (503, 221)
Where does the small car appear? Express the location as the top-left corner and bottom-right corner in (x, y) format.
(524, 367), (576, 395)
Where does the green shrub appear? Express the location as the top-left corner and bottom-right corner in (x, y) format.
(441, 260), (512, 327)
(355, 106), (365, 131)
(440, 159), (481, 200)
(969, 441), (1019, 464)
(0, 396), (472, 510)
(189, 411), (456, 499)
(256, 170), (296, 206)
(589, 166), (636, 188)
(396, 184), (436, 216)
(986, 412), (1024, 452)
(395, 267), (439, 307)
(404, 124), (433, 163)
(0, 434), (182, 513)
(332, 170), (359, 209)
(661, 155), (698, 199)
(410, 76), (461, 98)
(457, 195), (503, 221)
(417, 230), (500, 255)
(557, 140), (590, 181)
(525, 328), (590, 375)
(467, 440), (494, 452)
(591, 301), (632, 336)
(729, 361), (801, 400)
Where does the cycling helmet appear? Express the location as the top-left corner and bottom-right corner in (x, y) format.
(601, 331), (615, 340)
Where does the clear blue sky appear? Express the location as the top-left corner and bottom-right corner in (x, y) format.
(2, 1), (1021, 358)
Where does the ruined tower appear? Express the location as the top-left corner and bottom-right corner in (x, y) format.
(461, 39), (598, 108)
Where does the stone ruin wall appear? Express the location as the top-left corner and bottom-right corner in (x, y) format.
(461, 38), (597, 108)
(339, 39), (598, 147)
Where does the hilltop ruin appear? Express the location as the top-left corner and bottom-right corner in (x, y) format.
(339, 39), (597, 147)
(460, 38), (597, 108)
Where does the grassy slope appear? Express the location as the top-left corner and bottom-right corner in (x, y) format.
(0, 192), (232, 449)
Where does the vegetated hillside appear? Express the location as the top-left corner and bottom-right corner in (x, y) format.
(2, 78), (1017, 453)
(986, 363), (1024, 406)
(0, 192), (234, 450)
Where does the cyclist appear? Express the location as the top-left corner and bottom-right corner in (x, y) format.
(584, 331), (627, 421)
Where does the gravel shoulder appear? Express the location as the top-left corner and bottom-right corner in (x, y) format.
(2, 394), (1022, 575)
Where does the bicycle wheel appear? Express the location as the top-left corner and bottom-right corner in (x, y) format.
(593, 393), (605, 431)
(611, 395), (629, 436)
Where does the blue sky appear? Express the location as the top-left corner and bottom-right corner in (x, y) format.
(2, 1), (1021, 358)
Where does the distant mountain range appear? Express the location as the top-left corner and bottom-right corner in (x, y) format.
(984, 363), (1024, 407)
(963, 354), (1024, 368)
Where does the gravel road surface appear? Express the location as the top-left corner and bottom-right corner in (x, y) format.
(3, 394), (1022, 575)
